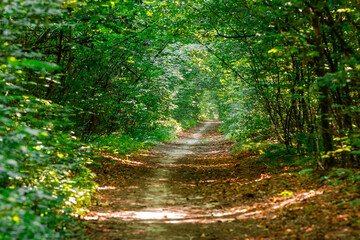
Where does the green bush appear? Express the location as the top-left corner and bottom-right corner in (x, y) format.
(92, 118), (181, 155)
(0, 86), (96, 239)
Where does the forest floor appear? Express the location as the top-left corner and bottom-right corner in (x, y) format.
(83, 120), (360, 240)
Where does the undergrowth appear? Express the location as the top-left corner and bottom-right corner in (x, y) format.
(0, 95), (97, 240)
(91, 119), (182, 155)
(233, 138), (360, 194)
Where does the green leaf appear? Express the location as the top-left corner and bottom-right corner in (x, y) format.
(268, 48), (278, 54)
(278, 190), (294, 197)
(7, 57), (20, 66)
(299, 168), (314, 175)
(21, 59), (60, 71)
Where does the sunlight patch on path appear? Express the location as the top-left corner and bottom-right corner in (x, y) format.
(85, 183), (324, 223)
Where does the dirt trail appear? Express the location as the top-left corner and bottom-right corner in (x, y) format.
(85, 121), (360, 240)
(85, 121), (252, 239)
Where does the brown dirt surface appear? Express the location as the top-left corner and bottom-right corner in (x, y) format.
(83, 120), (360, 240)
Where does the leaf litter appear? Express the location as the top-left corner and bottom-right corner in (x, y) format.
(83, 121), (360, 240)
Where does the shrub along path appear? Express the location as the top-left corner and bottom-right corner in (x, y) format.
(84, 121), (360, 240)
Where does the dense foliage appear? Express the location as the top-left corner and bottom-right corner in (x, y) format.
(1, 0), (212, 238)
(1, 0), (359, 238)
(193, 0), (360, 169)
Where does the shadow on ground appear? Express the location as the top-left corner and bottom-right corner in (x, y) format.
(84, 121), (360, 240)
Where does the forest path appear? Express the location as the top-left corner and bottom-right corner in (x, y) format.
(84, 121), (360, 240)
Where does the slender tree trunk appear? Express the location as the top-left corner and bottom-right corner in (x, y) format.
(311, 1), (335, 168)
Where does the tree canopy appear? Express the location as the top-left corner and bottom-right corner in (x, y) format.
(1, 0), (359, 238)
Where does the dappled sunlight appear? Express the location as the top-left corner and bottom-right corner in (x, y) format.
(272, 189), (322, 204)
(138, 153), (160, 157)
(177, 183), (197, 187)
(232, 189), (325, 220)
(85, 206), (231, 223)
(86, 208), (188, 221)
(192, 156), (233, 162)
(203, 150), (221, 154)
(197, 174), (271, 186)
(101, 153), (146, 166)
(201, 179), (217, 183)
(84, 121), (360, 240)
(98, 186), (117, 190)
(158, 163), (231, 168)
(141, 177), (169, 182)
(269, 189), (325, 210)
(236, 173), (272, 186)
(85, 188), (325, 226)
